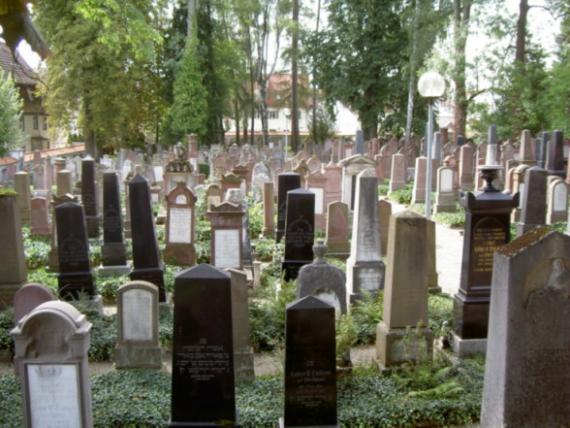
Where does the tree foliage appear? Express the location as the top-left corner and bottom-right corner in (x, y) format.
(0, 76), (23, 156)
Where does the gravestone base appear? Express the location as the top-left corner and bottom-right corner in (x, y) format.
(58, 272), (95, 300)
(130, 267), (166, 302)
(115, 345), (162, 369)
(164, 244), (196, 266)
(0, 283), (24, 310)
(450, 333), (486, 358)
(279, 418), (339, 428)
(102, 242), (127, 267)
(347, 260), (385, 303)
(86, 215), (100, 238)
(234, 349), (255, 382)
(98, 264), (131, 277)
(325, 241), (350, 260)
(375, 321), (433, 369)
(433, 202), (456, 214)
(516, 222), (541, 237)
(169, 412), (241, 427)
(282, 260), (310, 282)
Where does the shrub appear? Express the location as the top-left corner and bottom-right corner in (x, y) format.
(388, 183), (413, 205)
(351, 291), (384, 345)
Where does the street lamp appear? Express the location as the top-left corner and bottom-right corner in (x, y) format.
(10, 148), (25, 171)
(418, 71), (446, 219)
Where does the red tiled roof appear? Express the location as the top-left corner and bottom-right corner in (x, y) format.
(0, 41), (38, 86)
(23, 144), (86, 161)
(0, 156), (18, 166)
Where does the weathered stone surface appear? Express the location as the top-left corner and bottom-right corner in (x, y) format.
(208, 201), (245, 270)
(276, 173), (301, 242)
(516, 166), (547, 237)
(389, 153), (407, 193)
(324, 201), (350, 259)
(164, 182), (197, 266)
(81, 156), (100, 238)
(546, 177), (567, 224)
(30, 196), (50, 236)
(376, 211), (433, 368)
(340, 154), (376, 210)
(262, 181), (275, 237)
(101, 171), (128, 271)
(14, 171), (31, 224)
(481, 230), (570, 427)
(13, 283), (54, 324)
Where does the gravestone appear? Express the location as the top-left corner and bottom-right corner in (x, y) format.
(13, 283), (54, 324)
(11, 301), (93, 427)
(519, 129), (535, 165)
(388, 153), (407, 193)
(323, 162), (342, 206)
(262, 181), (275, 238)
(14, 171), (31, 224)
(481, 230), (570, 427)
(452, 167), (518, 357)
(536, 131), (548, 169)
(100, 171), (129, 276)
(511, 164), (530, 222)
(0, 194), (27, 309)
(547, 177), (568, 224)
(208, 201), (244, 270)
(426, 219), (440, 293)
(281, 296), (337, 428)
(228, 269), (255, 382)
(297, 241), (347, 317)
(516, 166), (547, 237)
(355, 129), (364, 154)
(458, 144), (474, 190)
(376, 210), (433, 368)
(545, 129), (565, 177)
(221, 172), (243, 198)
(30, 196), (50, 236)
(347, 168), (385, 302)
(164, 150), (194, 193)
(48, 193), (77, 272)
(56, 169), (73, 197)
(164, 182), (197, 266)
(129, 175), (166, 303)
(55, 201), (97, 302)
(205, 183), (222, 208)
(411, 156), (427, 204)
(434, 166), (456, 213)
(116, 281), (161, 369)
(282, 188), (315, 281)
(378, 198), (391, 257)
(276, 173), (301, 242)
(307, 170), (328, 231)
(170, 265), (238, 426)
(340, 154), (376, 210)
(81, 156), (100, 238)
(324, 201), (350, 260)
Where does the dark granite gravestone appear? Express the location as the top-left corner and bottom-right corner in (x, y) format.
(55, 202), (96, 300)
(170, 264), (238, 427)
(100, 171), (128, 274)
(516, 166), (547, 237)
(282, 296), (337, 428)
(282, 189), (315, 281)
(81, 156), (100, 238)
(536, 132), (548, 169)
(452, 167), (518, 357)
(546, 129), (565, 177)
(129, 174), (166, 302)
(276, 173), (301, 242)
(481, 230), (570, 427)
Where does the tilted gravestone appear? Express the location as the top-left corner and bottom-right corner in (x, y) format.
(346, 168), (385, 303)
(281, 296), (337, 428)
(100, 171), (129, 275)
(164, 182), (197, 266)
(282, 188), (315, 281)
(13, 283), (54, 324)
(81, 156), (100, 238)
(276, 173), (301, 242)
(55, 201), (98, 304)
(481, 230), (570, 427)
(11, 301), (93, 427)
(129, 174), (166, 303)
(0, 193), (27, 309)
(170, 264), (238, 426)
(376, 211), (433, 368)
(116, 280), (161, 369)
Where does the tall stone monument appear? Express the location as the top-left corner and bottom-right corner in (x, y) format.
(81, 156), (100, 238)
(276, 173), (301, 242)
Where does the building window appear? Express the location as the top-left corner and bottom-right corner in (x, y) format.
(268, 110), (279, 120)
(20, 116), (25, 131)
(33, 115), (39, 130)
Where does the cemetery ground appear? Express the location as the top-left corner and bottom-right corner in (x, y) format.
(2, 184), (565, 428)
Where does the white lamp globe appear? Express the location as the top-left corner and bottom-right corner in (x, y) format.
(418, 71), (446, 98)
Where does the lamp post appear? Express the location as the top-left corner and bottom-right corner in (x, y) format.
(418, 71), (446, 219)
(10, 148), (25, 171)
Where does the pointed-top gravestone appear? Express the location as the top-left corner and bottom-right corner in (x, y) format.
(277, 173), (301, 242)
(536, 131), (548, 169)
(170, 264), (238, 427)
(545, 129), (565, 177)
(282, 295), (337, 428)
(81, 156), (100, 238)
(481, 230), (570, 427)
(129, 174), (166, 302)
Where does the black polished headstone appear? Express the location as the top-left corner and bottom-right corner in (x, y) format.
(546, 130), (565, 177)
(102, 171), (127, 266)
(276, 173), (301, 243)
(282, 188), (315, 281)
(129, 174), (166, 302)
(283, 296), (337, 428)
(81, 156), (99, 238)
(170, 264), (238, 427)
(55, 201), (95, 300)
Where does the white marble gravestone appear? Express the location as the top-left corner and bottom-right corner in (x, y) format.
(11, 301), (93, 428)
(434, 166), (457, 213)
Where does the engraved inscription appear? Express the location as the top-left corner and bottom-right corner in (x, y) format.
(122, 289), (153, 342)
(169, 207), (192, 244)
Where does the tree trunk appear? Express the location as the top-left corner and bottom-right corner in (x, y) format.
(515, 0), (528, 64)
(291, 0), (300, 153)
(235, 99), (240, 145)
(452, 0), (471, 139)
(405, 0), (420, 143)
